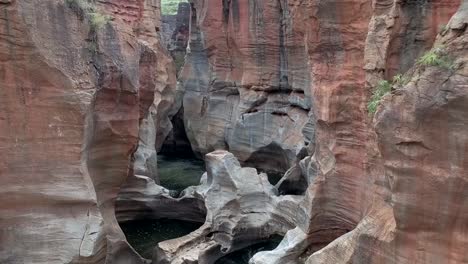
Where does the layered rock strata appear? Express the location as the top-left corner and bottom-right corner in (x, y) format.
(1, 0), (467, 263)
(177, 0), (313, 174)
(0, 0), (175, 263)
(249, 0), (462, 263)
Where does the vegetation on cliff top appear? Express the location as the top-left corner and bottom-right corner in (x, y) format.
(417, 46), (454, 70)
(162, 0), (188, 15)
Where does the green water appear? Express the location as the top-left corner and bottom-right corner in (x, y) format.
(120, 219), (203, 259)
(122, 156), (281, 261)
(158, 154), (205, 193)
(215, 235), (284, 264)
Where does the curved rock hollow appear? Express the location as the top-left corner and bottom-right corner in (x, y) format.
(1, 0), (468, 263)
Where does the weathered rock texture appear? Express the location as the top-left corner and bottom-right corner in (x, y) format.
(0, 0), (175, 263)
(306, 3), (468, 263)
(253, 1), (462, 264)
(150, 150), (301, 263)
(176, 0), (464, 263)
(178, 0), (312, 173)
(2, 0), (468, 263)
(160, 2), (193, 155)
(161, 2), (191, 73)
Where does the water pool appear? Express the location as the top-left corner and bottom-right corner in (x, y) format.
(157, 154), (205, 193)
(120, 218), (203, 259)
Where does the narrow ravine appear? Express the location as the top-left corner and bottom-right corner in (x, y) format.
(119, 2), (299, 262)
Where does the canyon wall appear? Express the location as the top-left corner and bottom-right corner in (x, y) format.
(178, 0), (313, 174)
(1, 0), (467, 263)
(177, 0), (465, 263)
(0, 0), (175, 263)
(307, 2), (468, 263)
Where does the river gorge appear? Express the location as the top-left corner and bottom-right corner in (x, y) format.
(1, 0), (467, 264)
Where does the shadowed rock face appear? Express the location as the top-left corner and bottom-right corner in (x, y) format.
(115, 149), (310, 263)
(178, 0), (312, 174)
(0, 0), (175, 263)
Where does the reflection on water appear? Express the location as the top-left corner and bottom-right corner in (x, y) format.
(158, 154), (205, 193)
(120, 219), (203, 259)
(215, 235), (284, 264)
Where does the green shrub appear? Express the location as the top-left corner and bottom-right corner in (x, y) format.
(392, 73), (409, 87)
(417, 47), (453, 69)
(162, 0), (188, 15)
(368, 80), (392, 115)
(66, 0), (95, 13)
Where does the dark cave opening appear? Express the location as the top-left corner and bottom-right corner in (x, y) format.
(160, 106), (194, 159)
(276, 165), (309, 196)
(243, 142), (290, 185)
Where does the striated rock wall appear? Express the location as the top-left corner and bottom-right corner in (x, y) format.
(178, 0), (312, 174)
(182, 0), (462, 263)
(307, 2), (468, 263)
(0, 0), (175, 263)
(300, 1), (462, 264)
(1, 0), (467, 263)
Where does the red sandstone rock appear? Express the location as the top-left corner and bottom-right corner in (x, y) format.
(1, 0), (467, 263)
(0, 0), (175, 263)
(305, 1), (465, 263)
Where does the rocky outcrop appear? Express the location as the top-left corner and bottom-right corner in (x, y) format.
(0, 0), (175, 263)
(365, 0), (462, 95)
(117, 0), (465, 264)
(152, 150), (301, 263)
(161, 2), (191, 74)
(178, 0), (312, 174)
(116, 150), (305, 263)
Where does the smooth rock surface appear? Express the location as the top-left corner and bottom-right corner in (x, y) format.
(0, 0), (175, 263)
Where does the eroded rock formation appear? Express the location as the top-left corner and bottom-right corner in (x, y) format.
(177, 0), (312, 174)
(0, 0), (175, 263)
(1, 0), (468, 263)
(119, 150), (300, 263)
(305, 4), (468, 263)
